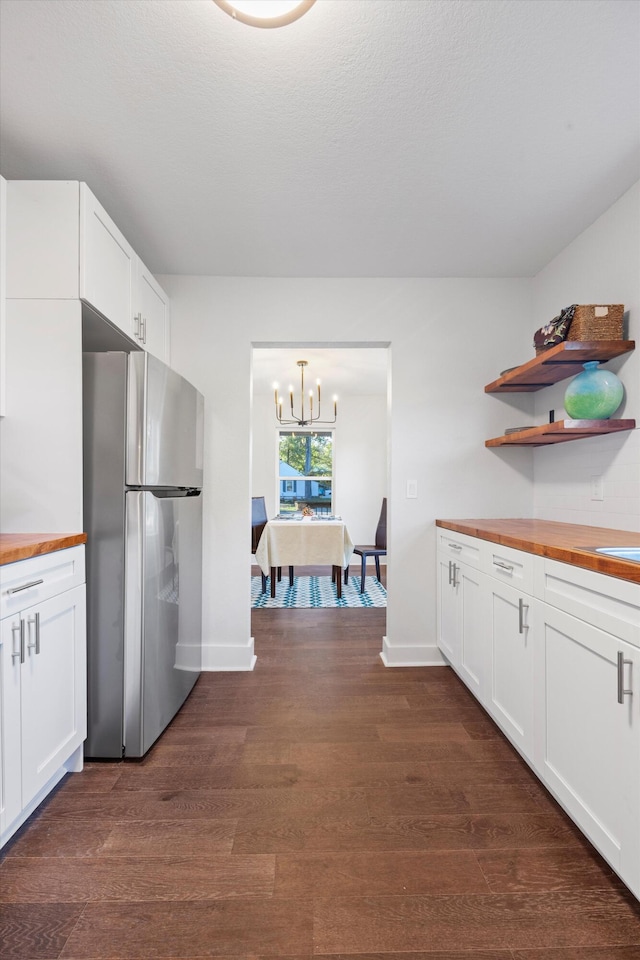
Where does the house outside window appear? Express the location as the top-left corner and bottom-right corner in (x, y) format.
(278, 431), (333, 514)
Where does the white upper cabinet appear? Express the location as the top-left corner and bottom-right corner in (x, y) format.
(80, 183), (135, 339)
(6, 180), (169, 363)
(134, 256), (170, 362)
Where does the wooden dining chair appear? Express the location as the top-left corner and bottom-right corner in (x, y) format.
(251, 496), (293, 594)
(350, 498), (387, 593)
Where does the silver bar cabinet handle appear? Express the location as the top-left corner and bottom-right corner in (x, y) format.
(27, 612), (41, 654)
(518, 598), (528, 634)
(448, 560), (453, 585)
(141, 316), (147, 343)
(7, 578), (44, 595)
(452, 563), (460, 588)
(494, 561), (514, 573)
(448, 542), (462, 551)
(11, 622), (22, 663)
(617, 651), (632, 704)
(133, 312), (141, 338)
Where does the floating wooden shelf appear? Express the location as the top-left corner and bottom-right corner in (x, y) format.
(485, 340), (635, 394)
(486, 419), (636, 448)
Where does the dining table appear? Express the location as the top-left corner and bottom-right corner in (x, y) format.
(255, 516), (354, 598)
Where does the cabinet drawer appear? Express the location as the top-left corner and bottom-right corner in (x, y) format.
(0, 546), (85, 619)
(436, 530), (483, 570)
(535, 558), (640, 648)
(484, 542), (534, 595)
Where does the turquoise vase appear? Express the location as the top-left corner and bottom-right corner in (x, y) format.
(564, 361), (623, 419)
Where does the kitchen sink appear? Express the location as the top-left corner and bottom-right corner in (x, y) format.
(595, 546), (640, 563)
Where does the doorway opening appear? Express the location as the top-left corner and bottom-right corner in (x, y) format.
(250, 342), (391, 617)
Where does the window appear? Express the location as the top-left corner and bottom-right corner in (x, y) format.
(278, 431), (333, 514)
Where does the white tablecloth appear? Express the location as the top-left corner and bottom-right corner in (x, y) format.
(255, 519), (354, 576)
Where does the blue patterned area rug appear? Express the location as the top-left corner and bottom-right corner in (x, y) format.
(251, 575), (387, 608)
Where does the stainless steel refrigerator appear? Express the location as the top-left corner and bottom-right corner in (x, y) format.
(83, 351), (204, 758)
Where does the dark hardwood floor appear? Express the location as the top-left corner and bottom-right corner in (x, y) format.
(2, 570), (640, 958)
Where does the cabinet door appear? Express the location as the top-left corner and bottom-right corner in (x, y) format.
(457, 563), (485, 702)
(0, 615), (23, 833)
(134, 258), (169, 362)
(486, 578), (534, 758)
(534, 603), (640, 898)
(80, 183), (135, 337)
(436, 554), (459, 666)
(20, 586), (86, 809)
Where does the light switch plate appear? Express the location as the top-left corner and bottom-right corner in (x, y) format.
(591, 475), (604, 501)
(406, 479), (417, 499)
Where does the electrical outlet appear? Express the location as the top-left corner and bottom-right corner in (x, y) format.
(591, 475), (604, 501)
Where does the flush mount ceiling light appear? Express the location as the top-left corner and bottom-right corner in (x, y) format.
(213, 1), (315, 28)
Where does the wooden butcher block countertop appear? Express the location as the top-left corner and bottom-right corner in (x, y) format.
(436, 519), (640, 585)
(0, 533), (87, 566)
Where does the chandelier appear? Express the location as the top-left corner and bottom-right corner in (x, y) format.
(274, 361), (337, 427)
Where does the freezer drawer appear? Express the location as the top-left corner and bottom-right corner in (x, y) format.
(124, 489), (202, 757)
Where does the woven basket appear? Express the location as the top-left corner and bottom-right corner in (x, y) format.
(566, 304), (624, 342)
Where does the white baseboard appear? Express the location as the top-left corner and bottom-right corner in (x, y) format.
(1, 766), (68, 850)
(380, 635), (445, 667)
(201, 637), (257, 671)
(175, 643), (202, 672)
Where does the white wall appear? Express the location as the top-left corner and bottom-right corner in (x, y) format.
(0, 175), (6, 417)
(251, 376), (388, 548)
(332, 392), (388, 548)
(531, 182), (639, 531)
(0, 298), (83, 533)
(159, 276), (534, 670)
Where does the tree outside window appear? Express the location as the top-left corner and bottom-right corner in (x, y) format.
(278, 431), (333, 514)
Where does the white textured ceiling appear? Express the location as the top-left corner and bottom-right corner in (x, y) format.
(253, 345), (388, 400)
(0, 0), (638, 278)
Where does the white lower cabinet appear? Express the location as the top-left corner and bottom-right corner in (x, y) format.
(0, 548), (86, 846)
(436, 553), (460, 666)
(456, 563), (485, 700)
(485, 577), (534, 758)
(534, 602), (640, 897)
(436, 554), (485, 702)
(435, 529), (640, 900)
(0, 611), (21, 834)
